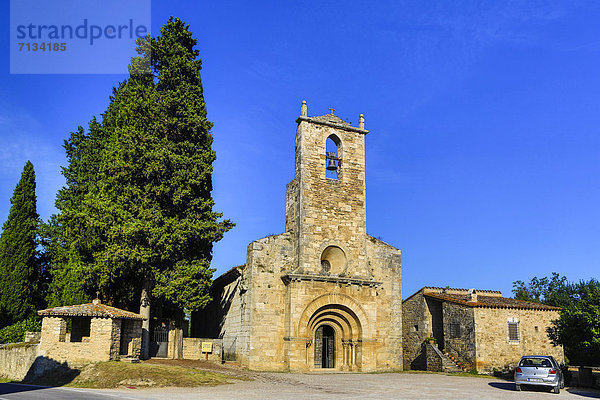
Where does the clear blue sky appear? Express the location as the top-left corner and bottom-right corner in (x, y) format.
(1, 1), (599, 299)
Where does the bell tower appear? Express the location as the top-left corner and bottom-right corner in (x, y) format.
(285, 101), (371, 278)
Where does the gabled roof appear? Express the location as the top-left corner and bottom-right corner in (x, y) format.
(38, 301), (145, 320)
(424, 292), (561, 311)
(310, 113), (352, 126)
(297, 113), (369, 134)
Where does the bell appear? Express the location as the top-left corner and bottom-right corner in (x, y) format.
(326, 158), (337, 171)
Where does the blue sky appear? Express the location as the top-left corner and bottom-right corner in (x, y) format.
(1, 1), (599, 299)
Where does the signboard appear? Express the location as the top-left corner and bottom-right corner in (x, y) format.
(201, 342), (213, 353)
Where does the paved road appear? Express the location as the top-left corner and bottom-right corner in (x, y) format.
(1, 373), (600, 399)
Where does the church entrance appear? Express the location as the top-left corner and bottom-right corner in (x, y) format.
(315, 325), (335, 368)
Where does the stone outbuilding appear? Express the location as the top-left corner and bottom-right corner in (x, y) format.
(402, 287), (564, 372)
(37, 299), (145, 364)
(192, 102), (403, 372)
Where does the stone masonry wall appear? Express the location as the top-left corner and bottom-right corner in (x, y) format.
(291, 117), (370, 278)
(442, 302), (476, 370)
(473, 308), (563, 372)
(246, 232), (295, 371)
(365, 237), (402, 370)
(182, 338), (222, 362)
(38, 316), (118, 363)
(218, 275), (247, 363)
(0, 343), (38, 380)
(402, 292), (430, 370)
(120, 319), (142, 357)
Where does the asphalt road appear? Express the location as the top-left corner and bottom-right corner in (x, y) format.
(1, 373), (600, 400)
(0, 383), (144, 400)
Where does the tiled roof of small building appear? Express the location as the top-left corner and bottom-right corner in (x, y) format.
(424, 292), (561, 311)
(38, 301), (145, 320)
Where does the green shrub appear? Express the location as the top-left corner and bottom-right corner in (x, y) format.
(0, 316), (41, 344)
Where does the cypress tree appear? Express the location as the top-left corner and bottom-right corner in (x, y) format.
(47, 17), (233, 327)
(0, 161), (40, 327)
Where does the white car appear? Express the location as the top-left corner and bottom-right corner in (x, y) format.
(514, 355), (564, 394)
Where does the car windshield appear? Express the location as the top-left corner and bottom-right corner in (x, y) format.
(519, 357), (552, 368)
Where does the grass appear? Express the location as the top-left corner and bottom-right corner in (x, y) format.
(27, 361), (241, 389)
(0, 342), (38, 350)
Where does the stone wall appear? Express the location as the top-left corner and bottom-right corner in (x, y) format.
(425, 343), (442, 372)
(290, 116), (370, 278)
(0, 343), (38, 380)
(473, 307), (563, 372)
(191, 266), (250, 364)
(38, 316), (121, 363)
(245, 232), (294, 371)
(201, 109), (402, 372)
(182, 338), (222, 362)
(402, 291), (435, 370)
(120, 319), (142, 357)
(442, 302), (476, 370)
(25, 331), (41, 343)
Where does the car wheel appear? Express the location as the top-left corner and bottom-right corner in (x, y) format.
(515, 384), (521, 391)
(553, 385), (560, 394)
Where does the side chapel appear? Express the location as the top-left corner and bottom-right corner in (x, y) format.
(192, 101), (403, 371)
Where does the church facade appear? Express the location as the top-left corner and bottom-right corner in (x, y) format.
(192, 102), (403, 371)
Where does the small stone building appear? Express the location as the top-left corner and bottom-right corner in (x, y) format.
(37, 299), (145, 364)
(192, 102), (403, 372)
(403, 287), (564, 372)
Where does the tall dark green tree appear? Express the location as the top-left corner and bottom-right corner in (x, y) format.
(47, 18), (233, 327)
(44, 120), (106, 307)
(0, 161), (41, 327)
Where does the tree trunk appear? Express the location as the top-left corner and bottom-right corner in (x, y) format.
(140, 279), (151, 359)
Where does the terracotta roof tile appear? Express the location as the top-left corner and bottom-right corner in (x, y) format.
(424, 293), (561, 311)
(38, 302), (145, 320)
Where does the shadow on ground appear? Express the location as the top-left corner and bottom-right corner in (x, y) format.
(22, 356), (81, 386)
(488, 381), (600, 398)
(488, 382), (517, 391)
(0, 383), (51, 395)
(566, 388), (600, 398)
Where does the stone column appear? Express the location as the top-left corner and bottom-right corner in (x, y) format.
(140, 280), (151, 359)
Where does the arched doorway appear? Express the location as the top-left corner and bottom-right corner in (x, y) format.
(315, 325), (335, 368)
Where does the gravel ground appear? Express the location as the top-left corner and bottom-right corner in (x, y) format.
(91, 372), (600, 400)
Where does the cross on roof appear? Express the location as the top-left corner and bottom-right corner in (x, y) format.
(328, 108), (336, 115)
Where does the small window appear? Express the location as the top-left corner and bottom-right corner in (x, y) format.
(70, 317), (91, 342)
(534, 326), (539, 333)
(508, 321), (520, 341)
(450, 323), (461, 338)
(413, 324), (419, 332)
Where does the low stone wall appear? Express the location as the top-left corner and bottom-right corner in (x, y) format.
(182, 338), (222, 362)
(0, 343), (38, 380)
(425, 343), (442, 372)
(574, 367), (600, 389)
(24, 332), (41, 343)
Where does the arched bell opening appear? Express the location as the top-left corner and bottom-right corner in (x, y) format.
(325, 134), (342, 180)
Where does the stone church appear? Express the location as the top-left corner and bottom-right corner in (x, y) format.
(192, 101), (403, 371)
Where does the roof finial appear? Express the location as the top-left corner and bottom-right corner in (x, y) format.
(328, 108), (336, 115)
(301, 100), (307, 117)
(359, 114), (365, 130)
